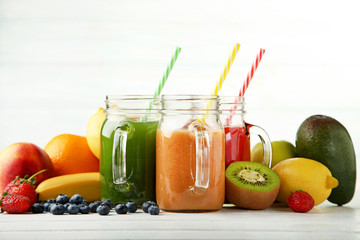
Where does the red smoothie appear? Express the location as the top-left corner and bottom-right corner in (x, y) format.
(224, 125), (251, 169)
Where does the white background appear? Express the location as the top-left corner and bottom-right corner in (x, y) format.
(0, 0), (359, 161)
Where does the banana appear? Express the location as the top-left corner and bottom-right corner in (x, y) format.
(36, 172), (100, 202)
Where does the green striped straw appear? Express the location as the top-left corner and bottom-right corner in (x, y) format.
(144, 46), (181, 120)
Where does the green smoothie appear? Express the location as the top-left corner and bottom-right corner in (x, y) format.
(100, 119), (158, 205)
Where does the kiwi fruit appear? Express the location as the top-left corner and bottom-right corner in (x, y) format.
(226, 161), (280, 210)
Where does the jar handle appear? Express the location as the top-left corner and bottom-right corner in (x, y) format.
(112, 122), (131, 192)
(189, 121), (210, 196)
(246, 123), (272, 168)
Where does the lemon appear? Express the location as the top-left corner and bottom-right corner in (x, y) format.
(272, 157), (338, 206)
(86, 108), (106, 159)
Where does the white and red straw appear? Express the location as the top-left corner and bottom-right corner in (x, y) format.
(226, 48), (266, 125)
(239, 48), (265, 97)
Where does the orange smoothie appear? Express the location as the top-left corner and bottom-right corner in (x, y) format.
(156, 129), (225, 211)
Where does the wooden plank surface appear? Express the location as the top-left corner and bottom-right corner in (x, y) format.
(1, 201), (359, 239)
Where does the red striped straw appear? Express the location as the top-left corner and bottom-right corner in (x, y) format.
(226, 48), (266, 125)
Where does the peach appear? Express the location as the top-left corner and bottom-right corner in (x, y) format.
(0, 142), (55, 194)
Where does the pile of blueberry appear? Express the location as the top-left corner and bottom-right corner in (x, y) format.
(31, 194), (160, 215)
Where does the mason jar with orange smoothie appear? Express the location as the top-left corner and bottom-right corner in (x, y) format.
(156, 95), (225, 212)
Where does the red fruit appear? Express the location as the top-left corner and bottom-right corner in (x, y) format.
(0, 143), (55, 194)
(1, 193), (31, 214)
(9, 183), (37, 205)
(3, 170), (46, 205)
(3, 178), (21, 193)
(288, 191), (314, 213)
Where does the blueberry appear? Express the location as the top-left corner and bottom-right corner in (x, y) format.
(69, 194), (83, 204)
(115, 204), (128, 214)
(89, 201), (102, 213)
(126, 201), (137, 213)
(63, 203), (71, 212)
(56, 194), (69, 204)
(96, 204), (110, 215)
(43, 202), (52, 212)
(79, 205), (90, 214)
(46, 198), (56, 203)
(67, 204), (80, 214)
(148, 205), (160, 215)
(31, 203), (44, 213)
(142, 201), (157, 213)
(50, 204), (66, 215)
(81, 199), (89, 206)
(102, 199), (114, 209)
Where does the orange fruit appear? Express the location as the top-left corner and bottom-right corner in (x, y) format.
(44, 134), (99, 176)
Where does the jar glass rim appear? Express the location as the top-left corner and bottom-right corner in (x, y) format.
(219, 96), (245, 103)
(161, 94), (219, 101)
(106, 95), (159, 101)
(105, 95), (160, 113)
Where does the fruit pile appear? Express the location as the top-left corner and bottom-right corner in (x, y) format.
(0, 108), (356, 215)
(0, 108), (162, 216)
(225, 114), (356, 213)
(0, 171), (159, 215)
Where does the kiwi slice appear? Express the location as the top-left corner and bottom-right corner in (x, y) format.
(225, 161), (280, 210)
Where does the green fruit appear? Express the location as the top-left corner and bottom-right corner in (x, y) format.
(295, 115), (356, 206)
(251, 141), (296, 168)
(225, 161), (280, 209)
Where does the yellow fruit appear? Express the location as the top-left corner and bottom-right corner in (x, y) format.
(86, 108), (106, 159)
(272, 157), (338, 206)
(36, 172), (100, 202)
(45, 134), (99, 176)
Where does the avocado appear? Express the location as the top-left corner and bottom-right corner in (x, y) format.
(295, 115), (356, 206)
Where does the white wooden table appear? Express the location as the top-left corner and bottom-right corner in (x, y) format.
(1, 198), (359, 240)
(0, 1), (359, 239)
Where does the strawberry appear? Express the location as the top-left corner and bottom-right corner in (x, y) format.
(9, 182), (37, 205)
(288, 191), (314, 213)
(3, 178), (21, 193)
(1, 193), (31, 214)
(3, 169), (46, 206)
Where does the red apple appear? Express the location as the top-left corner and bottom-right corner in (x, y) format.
(0, 142), (55, 194)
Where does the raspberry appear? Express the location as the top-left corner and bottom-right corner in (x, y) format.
(288, 191), (314, 213)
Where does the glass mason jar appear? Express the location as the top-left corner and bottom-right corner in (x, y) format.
(100, 95), (160, 206)
(156, 95), (225, 212)
(220, 96), (272, 169)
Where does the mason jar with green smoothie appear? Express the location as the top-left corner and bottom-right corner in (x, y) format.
(100, 95), (159, 206)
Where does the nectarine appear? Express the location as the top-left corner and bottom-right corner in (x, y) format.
(0, 143), (55, 194)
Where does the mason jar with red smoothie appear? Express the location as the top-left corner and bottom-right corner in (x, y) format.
(220, 96), (272, 169)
